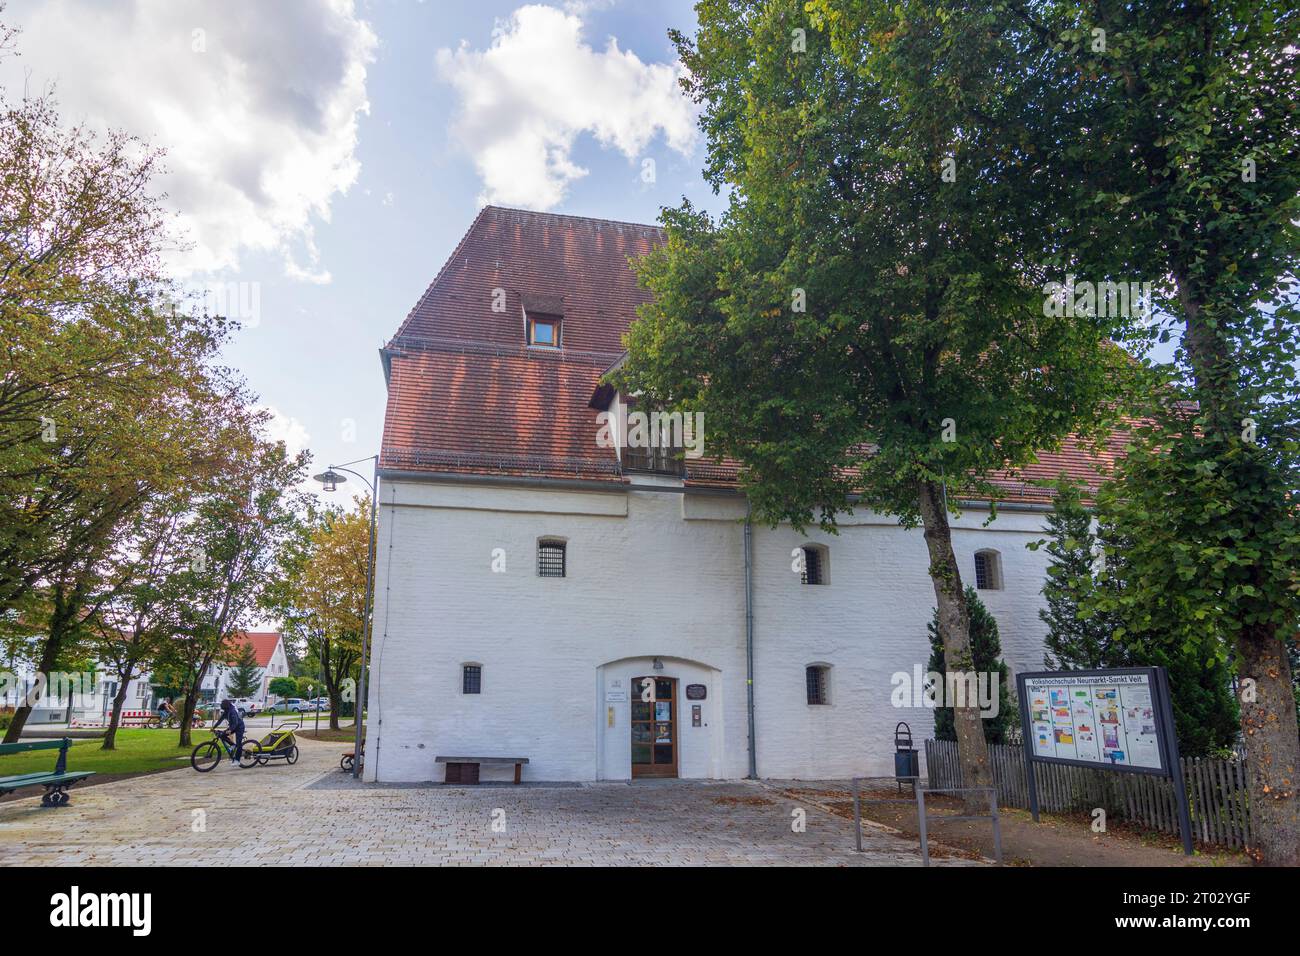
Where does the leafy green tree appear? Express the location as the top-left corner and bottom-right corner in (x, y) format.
(1038, 481), (1124, 671)
(0, 79), (238, 743)
(87, 492), (194, 749)
(225, 639), (262, 699)
(927, 587), (1013, 745)
(1037, 481), (1238, 755)
(1018, 0), (1300, 863)
(263, 498), (369, 729)
(163, 430), (308, 746)
(268, 676), (298, 702)
(621, 0), (1131, 800)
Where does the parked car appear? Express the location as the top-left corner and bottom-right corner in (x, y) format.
(287, 698), (318, 713)
(227, 697), (262, 717)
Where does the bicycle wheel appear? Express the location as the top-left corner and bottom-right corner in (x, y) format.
(237, 742), (262, 769)
(191, 740), (222, 772)
(285, 745), (299, 765)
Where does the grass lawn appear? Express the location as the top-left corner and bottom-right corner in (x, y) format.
(1, 729), (199, 776)
(297, 727), (362, 743)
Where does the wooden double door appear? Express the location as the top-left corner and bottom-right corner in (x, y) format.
(630, 676), (678, 778)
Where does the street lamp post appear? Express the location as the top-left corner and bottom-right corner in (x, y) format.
(312, 455), (379, 779)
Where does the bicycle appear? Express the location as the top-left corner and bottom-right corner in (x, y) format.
(146, 710), (207, 730)
(190, 729), (262, 772)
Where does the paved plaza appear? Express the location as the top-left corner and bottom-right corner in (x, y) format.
(0, 738), (978, 866)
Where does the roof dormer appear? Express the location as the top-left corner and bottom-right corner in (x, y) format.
(521, 292), (565, 350)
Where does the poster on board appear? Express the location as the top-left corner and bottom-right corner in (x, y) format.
(1020, 669), (1166, 773)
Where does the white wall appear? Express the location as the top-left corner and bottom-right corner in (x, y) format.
(365, 478), (1054, 783)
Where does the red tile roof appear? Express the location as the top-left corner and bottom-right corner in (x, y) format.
(226, 631), (282, 669)
(380, 206), (1126, 503)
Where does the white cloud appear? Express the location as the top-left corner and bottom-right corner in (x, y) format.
(257, 405), (311, 460)
(436, 4), (696, 210)
(4, 0), (377, 280)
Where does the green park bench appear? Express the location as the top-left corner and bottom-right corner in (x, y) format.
(0, 737), (96, 807)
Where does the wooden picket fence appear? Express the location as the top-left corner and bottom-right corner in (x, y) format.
(924, 738), (1253, 849)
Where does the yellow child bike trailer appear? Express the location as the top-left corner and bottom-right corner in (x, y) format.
(249, 722), (300, 766)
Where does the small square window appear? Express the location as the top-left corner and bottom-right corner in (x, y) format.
(537, 539), (566, 577)
(528, 314), (560, 347)
(462, 665), (482, 695)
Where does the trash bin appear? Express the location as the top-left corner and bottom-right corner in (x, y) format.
(894, 721), (918, 786)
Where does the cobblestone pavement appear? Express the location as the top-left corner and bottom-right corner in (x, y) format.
(0, 739), (977, 866)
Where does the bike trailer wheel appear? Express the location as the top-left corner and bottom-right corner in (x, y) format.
(286, 745), (299, 765)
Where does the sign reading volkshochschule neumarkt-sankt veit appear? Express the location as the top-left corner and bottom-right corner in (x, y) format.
(1016, 667), (1193, 854)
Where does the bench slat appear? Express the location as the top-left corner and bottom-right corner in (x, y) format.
(0, 771), (95, 791)
(434, 756), (529, 764)
(0, 773), (61, 786)
(0, 739), (67, 755)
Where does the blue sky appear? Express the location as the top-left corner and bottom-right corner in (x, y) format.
(5, 0), (721, 497)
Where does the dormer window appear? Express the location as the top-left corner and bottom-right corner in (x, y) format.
(528, 312), (561, 348)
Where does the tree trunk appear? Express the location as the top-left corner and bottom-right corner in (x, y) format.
(1178, 275), (1300, 864)
(179, 685), (200, 749)
(1237, 623), (1300, 866)
(916, 478), (992, 809)
(102, 674), (132, 750)
(1, 590), (75, 744)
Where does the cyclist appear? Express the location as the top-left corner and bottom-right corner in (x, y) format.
(212, 698), (246, 765)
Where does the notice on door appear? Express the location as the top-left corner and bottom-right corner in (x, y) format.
(1024, 672), (1162, 770)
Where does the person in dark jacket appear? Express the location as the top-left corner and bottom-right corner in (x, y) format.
(213, 698), (246, 764)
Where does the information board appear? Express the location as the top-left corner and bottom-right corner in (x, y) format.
(1017, 666), (1191, 854)
(1021, 669), (1165, 773)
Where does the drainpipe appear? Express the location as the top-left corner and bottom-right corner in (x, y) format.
(744, 501), (757, 779)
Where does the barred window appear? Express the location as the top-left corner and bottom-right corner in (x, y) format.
(800, 545), (828, 585)
(974, 550), (1002, 590)
(806, 665), (830, 706)
(462, 665), (482, 695)
(537, 538), (566, 577)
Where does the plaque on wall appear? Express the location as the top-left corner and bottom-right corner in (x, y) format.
(685, 684), (707, 700)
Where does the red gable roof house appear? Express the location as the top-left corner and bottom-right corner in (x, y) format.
(365, 206), (1121, 785)
(205, 631), (290, 705)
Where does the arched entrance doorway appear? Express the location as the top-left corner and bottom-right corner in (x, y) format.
(596, 656), (723, 780)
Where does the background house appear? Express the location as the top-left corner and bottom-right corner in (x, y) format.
(202, 631), (290, 705)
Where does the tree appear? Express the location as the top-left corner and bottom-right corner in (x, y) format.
(225, 639), (262, 699)
(1037, 480), (1238, 756)
(0, 82), (238, 743)
(621, 0), (1131, 803)
(268, 676), (297, 702)
(264, 498), (369, 730)
(1037, 480), (1124, 671)
(927, 587), (1013, 745)
(1021, 0), (1300, 863)
(86, 493), (192, 749)
(163, 429), (308, 746)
